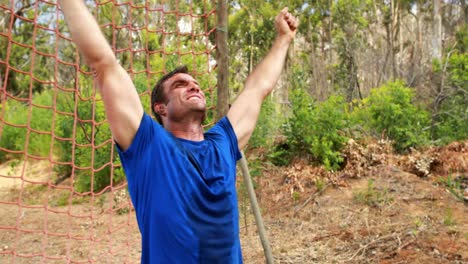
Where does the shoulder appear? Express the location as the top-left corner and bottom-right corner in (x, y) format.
(206, 117), (241, 160)
(207, 117), (236, 138)
(117, 112), (168, 156)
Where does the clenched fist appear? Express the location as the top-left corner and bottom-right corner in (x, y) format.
(275, 7), (299, 40)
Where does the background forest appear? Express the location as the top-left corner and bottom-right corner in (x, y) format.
(230, 0), (467, 169)
(0, 0), (466, 191)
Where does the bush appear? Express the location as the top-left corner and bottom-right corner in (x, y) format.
(268, 142), (292, 166)
(353, 80), (430, 152)
(54, 96), (125, 193)
(248, 96), (279, 150)
(283, 89), (349, 170)
(0, 91), (54, 161)
(433, 92), (468, 144)
(431, 52), (468, 144)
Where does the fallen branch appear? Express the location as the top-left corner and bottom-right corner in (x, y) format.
(294, 183), (330, 215)
(379, 238), (416, 260)
(348, 233), (397, 261)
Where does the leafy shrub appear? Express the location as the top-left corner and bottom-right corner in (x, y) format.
(0, 91), (54, 161)
(437, 175), (465, 202)
(353, 80), (430, 152)
(283, 89), (349, 170)
(268, 142), (292, 166)
(54, 96), (125, 193)
(248, 96), (280, 150)
(431, 52), (467, 144)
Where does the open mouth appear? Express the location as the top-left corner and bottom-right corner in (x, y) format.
(187, 95), (202, 100)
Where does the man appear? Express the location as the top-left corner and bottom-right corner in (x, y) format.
(58, 1), (298, 262)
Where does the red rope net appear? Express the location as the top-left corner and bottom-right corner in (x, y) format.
(0, 1), (218, 262)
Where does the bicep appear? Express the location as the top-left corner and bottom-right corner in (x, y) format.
(95, 63), (144, 151)
(227, 89), (263, 150)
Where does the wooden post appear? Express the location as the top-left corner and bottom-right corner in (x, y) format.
(216, 1), (274, 263)
(239, 152), (275, 264)
(216, 0), (229, 120)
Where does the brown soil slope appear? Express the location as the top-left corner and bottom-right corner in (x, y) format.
(241, 141), (467, 263)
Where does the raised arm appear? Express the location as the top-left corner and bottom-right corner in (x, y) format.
(227, 7), (298, 149)
(58, 0), (144, 151)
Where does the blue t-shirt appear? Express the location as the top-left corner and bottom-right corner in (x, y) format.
(117, 113), (243, 263)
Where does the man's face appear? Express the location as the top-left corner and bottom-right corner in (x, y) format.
(161, 73), (206, 121)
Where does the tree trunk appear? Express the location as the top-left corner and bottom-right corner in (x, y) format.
(390, 0), (399, 79)
(461, 0), (468, 24)
(432, 0), (442, 61)
(328, 0), (334, 93)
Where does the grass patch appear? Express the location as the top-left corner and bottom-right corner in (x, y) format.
(437, 175), (464, 201)
(52, 192), (89, 207)
(443, 208), (457, 226)
(353, 179), (393, 208)
(315, 177), (326, 192)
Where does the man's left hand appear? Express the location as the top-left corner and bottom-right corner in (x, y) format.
(275, 7), (299, 40)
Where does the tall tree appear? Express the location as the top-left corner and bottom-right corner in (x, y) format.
(432, 0), (442, 60)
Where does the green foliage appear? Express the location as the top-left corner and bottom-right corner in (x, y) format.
(432, 52), (468, 144)
(437, 175), (465, 202)
(54, 96), (125, 194)
(0, 3), (58, 97)
(314, 177), (326, 192)
(454, 24), (467, 53)
(228, 2), (299, 95)
(331, 0), (371, 101)
(446, 53), (468, 89)
(332, 0), (370, 30)
(53, 192), (88, 207)
(292, 191), (300, 202)
(247, 157), (264, 179)
(0, 91), (54, 161)
(433, 93), (468, 144)
(353, 179), (393, 207)
(413, 217), (423, 229)
(443, 208), (456, 227)
(247, 96), (280, 150)
(268, 143), (293, 167)
(353, 80), (430, 152)
(285, 89), (349, 170)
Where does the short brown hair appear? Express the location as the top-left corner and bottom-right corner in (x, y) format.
(151, 65), (189, 126)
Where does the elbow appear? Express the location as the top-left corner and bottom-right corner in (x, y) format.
(89, 54), (118, 74)
(245, 79), (276, 99)
(83, 47), (117, 72)
(257, 81), (276, 99)
(259, 86), (273, 100)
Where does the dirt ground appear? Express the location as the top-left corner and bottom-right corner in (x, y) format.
(0, 140), (467, 263)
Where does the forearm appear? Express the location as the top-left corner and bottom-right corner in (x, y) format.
(59, 0), (143, 150)
(227, 8), (297, 149)
(58, 0), (116, 68)
(244, 35), (293, 99)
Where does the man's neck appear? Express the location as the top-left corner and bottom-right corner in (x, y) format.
(165, 121), (204, 141)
